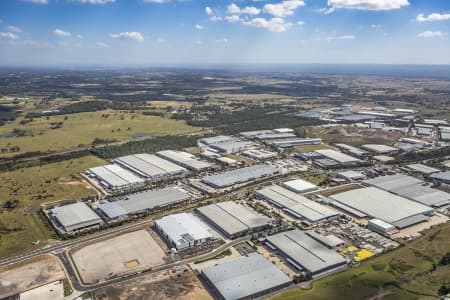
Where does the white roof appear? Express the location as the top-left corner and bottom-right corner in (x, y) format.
(361, 144), (398, 154)
(315, 149), (361, 163)
(330, 187), (433, 226)
(281, 179), (318, 193)
(114, 154), (187, 178)
(89, 164), (144, 188)
(157, 150), (213, 171)
(155, 213), (213, 248)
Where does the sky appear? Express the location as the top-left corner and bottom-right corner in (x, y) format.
(0, 0), (449, 66)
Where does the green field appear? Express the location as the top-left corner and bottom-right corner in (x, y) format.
(271, 223), (450, 300)
(0, 109), (199, 157)
(0, 155), (105, 259)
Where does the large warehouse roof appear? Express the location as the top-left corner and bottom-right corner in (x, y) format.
(266, 229), (347, 275)
(364, 174), (450, 208)
(315, 149), (362, 164)
(197, 201), (271, 237)
(257, 185), (338, 223)
(51, 202), (102, 232)
(198, 135), (235, 145)
(330, 187), (433, 228)
(155, 213), (213, 249)
(114, 154), (187, 178)
(202, 164), (278, 188)
(157, 150), (213, 171)
(281, 179), (318, 193)
(202, 253), (291, 300)
(88, 164), (144, 189)
(361, 144), (398, 154)
(98, 187), (190, 219)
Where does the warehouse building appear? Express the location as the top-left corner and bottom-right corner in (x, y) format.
(201, 164), (279, 189)
(209, 140), (255, 154)
(272, 138), (322, 148)
(155, 213), (214, 250)
(196, 201), (271, 239)
(335, 144), (369, 157)
(306, 231), (346, 249)
(330, 187), (433, 228)
(86, 164), (145, 191)
(256, 185), (338, 224)
(265, 229), (347, 276)
(156, 150), (213, 172)
(281, 179), (318, 193)
(114, 153), (187, 179)
(361, 144), (399, 154)
(429, 171), (450, 184)
(337, 171), (365, 181)
(98, 187), (190, 219)
(368, 219), (396, 234)
(311, 149), (363, 168)
(198, 135), (235, 146)
(241, 149), (278, 160)
(403, 164), (440, 175)
(255, 132), (297, 140)
(364, 174), (450, 208)
(372, 155), (395, 163)
(201, 252), (291, 300)
(51, 202), (102, 232)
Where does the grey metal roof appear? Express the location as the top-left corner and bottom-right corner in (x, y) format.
(209, 140), (254, 153)
(306, 231), (345, 248)
(257, 185), (338, 223)
(199, 135), (235, 145)
(114, 154), (187, 178)
(99, 187), (190, 218)
(197, 201), (271, 237)
(255, 133), (297, 140)
(266, 229), (347, 275)
(202, 252), (291, 300)
(202, 164), (278, 188)
(361, 144), (398, 154)
(330, 187), (433, 226)
(89, 164), (144, 188)
(429, 171), (450, 182)
(156, 150), (213, 171)
(315, 149), (362, 164)
(52, 202), (102, 231)
(364, 174), (450, 208)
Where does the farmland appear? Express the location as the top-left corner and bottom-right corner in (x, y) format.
(0, 109), (199, 157)
(0, 155), (105, 259)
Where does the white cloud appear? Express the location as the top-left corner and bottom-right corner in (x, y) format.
(76, 34), (83, 39)
(205, 6), (213, 15)
(242, 6), (261, 15)
(195, 24), (204, 30)
(417, 31), (443, 38)
(371, 24), (381, 28)
(109, 31), (144, 42)
(327, 0), (409, 11)
(297, 20), (305, 25)
(324, 35), (356, 41)
(157, 37), (167, 43)
(417, 13), (450, 22)
(243, 17), (292, 32)
(216, 38), (229, 43)
(71, 0), (115, 3)
(7, 26), (23, 33)
(21, 0), (48, 4)
(210, 15), (223, 22)
(227, 3), (241, 14)
(263, 0), (305, 18)
(96, 41), (108, 48)
(53, 28), (71, 37)
(0, 32), (19, 40)
(225, 15), (241, 23)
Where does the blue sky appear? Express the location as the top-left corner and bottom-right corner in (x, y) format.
(0, 0), (449, 65)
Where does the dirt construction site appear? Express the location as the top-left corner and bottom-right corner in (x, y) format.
(71, 229), (168, 284)
(0, 254), (65, 299)
(93, 268), (212, 300)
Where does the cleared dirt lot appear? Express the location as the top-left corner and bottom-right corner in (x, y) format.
(0, 255), (65, 299)
(93, 269), (212, 300)
(71, 229), (167, 284)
